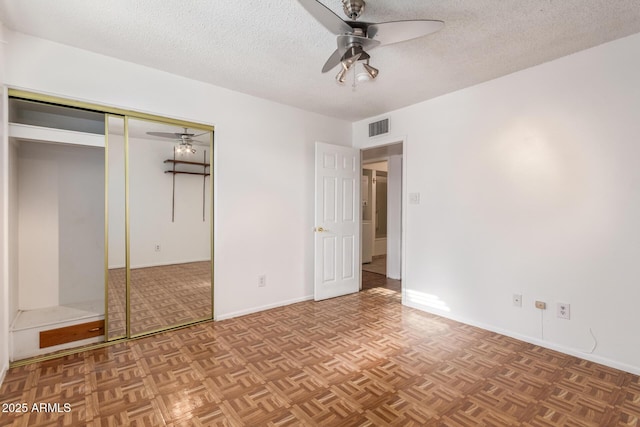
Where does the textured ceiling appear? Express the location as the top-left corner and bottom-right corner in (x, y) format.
(1, 1), (639, 121)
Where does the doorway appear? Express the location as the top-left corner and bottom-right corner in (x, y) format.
(360, 142), (403, 292)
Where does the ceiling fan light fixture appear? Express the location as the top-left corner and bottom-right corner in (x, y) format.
(336, 53), (361, 85)
(342, 48), (362, 68)
(363, 62), (379, 79)
(175, 142), (196, 154)
(336, 66), (349, 84)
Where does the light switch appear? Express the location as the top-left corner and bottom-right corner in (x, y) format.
(409, 192), (420, 204)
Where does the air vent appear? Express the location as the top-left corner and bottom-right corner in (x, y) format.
(368, 118), (389, 137)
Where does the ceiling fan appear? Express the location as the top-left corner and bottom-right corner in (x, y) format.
(146, 127), (207, 154)
(298, 0), (444, 84)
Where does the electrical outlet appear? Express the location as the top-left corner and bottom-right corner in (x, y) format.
(535, 301), (546, 310)
(512, 294), (522, 307)
(557, 303), (570, 319)
(154, 244), (161, 252)
(258, 275), (266, 287)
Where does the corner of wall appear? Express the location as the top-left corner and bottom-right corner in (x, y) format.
(1, 23), (11, 383)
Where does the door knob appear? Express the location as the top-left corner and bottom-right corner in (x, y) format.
(315, 227), (325, 232)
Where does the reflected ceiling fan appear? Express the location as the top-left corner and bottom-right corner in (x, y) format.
(298, 0), (444, 84)
(146, 127), (207, 154)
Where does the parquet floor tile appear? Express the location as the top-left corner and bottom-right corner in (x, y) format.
(2, 274), (640, 426)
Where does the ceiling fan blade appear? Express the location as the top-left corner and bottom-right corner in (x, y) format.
(322, 49), (344, 73)
(146, 131), (183, 139)
(337, 34), (381, 51)
(367, 20), (444, 46)
(297, 0), (353, 35)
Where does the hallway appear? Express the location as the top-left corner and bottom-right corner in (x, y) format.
(362, 254), (400, 293)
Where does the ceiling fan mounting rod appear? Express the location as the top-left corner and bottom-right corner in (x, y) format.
(342, 0), (365, 20)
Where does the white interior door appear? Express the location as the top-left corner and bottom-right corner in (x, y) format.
(314, 142), (360, 300)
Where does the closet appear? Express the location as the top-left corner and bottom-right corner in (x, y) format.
(7, 91), (214, 361)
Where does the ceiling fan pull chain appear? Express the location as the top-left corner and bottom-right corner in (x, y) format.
(352, 64), (357, 91)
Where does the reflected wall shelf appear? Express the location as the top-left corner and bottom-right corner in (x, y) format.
(164, 151), (210, 221)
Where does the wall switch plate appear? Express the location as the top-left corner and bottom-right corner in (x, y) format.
(154, 244), (161, 252)
(258, 275), (266, 287)
(409, 193), (420, 204)
(535, 301), (546, 310)
(557, 303), (570, 319)
(513, 294), (522, 307)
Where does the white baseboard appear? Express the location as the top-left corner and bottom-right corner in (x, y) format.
(403, 298), (640, 376)
(0, 362), (7, 386)
(215, 295), (314, 321)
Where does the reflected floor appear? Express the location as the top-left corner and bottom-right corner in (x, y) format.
(107, 261), (212, 337)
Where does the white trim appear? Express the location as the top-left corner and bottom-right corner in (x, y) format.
(403, 299), (640, 376)
(8, 123), (105, 148)
(215, 295), (313, 321)
(0, 363), (7, 386)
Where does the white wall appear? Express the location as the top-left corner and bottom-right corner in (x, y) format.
(17, 141), (59, 308)
(8, 141), (17, 321)
(56, 144), (104, 305)
(353, 32), (640, 374)
(16, 141), (104, 309)
(0, 21), (9, 383)
(2, 30), (351, 323)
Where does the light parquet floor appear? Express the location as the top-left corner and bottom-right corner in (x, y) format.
(2, 285), (639, 426)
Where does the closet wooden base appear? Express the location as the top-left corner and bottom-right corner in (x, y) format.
(39, 320), (105, 348)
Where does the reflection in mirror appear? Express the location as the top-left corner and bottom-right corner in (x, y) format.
(128, 118), (212, 336)
(106, 115), (127, 339)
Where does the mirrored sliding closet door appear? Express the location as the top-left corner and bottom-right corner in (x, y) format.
(106, 115), (127, 340)
(127, 118), (212, 337)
